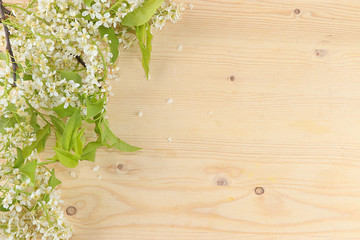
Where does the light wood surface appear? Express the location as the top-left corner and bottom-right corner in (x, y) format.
(10, 0), (360, 239)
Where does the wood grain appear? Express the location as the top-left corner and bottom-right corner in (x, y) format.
(8, 0), (360, 239)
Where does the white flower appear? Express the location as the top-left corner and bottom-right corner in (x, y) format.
(2, 193), (12, 209)
(79, 28), (90, 43)
(95, 12), (111, 28)
(60, 94), (79, 108)
(15, 203), (22, 212)
(82, 7), (96, 19)
(46, 82), (59, 97)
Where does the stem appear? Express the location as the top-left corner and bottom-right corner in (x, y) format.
(105, 0), (123, 13)
(41, 165), (53, 174)
(39, 201), (51, 224)
(74, 67), (86, 72)
(0, 0), (17, 87)
(24, 98), (53, 128)
(37, 159), (57, 166)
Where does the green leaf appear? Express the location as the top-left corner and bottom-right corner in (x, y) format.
(101, 121), (118, 146)
(122, 0), (164, 26)
(94, 116), (105, 140)
(23, 124), (51, 159)
(83, 0), (94, 7)
(74, 127), (86, 155)
(52, 103), (77, 118)
(29, 112), (40, 132)
(81, 141), (103, 162)
(60, 71), (82, 85)
(112, 139), (142, 152)
(7, 103), (17, 112)
(136, 23), (153, 79)
(17, 62), (24, 72)
(23, 74), (33, 81)
(86, 97), (105, 119)
(50, 115), (65, 135)
(20, 160), (37, 182)
(54, 147), (80, 168)
(99, 26), (120, 63)
(0, 52), (6, 61)
(62, 109), (82, 151)
(0, 116), (17, 134)
(0, 52), (9, 65)
(43, 193), (50, 203)
(49, 169), (62, 189)
(55, 131), (62, 148)
(13, 147), (24, 168)
(101, 121), (141, 152)
(25, 59), (32, 68)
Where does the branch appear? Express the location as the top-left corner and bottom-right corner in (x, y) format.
(3, 6), (11, 16)
(0, 1), (17, 87)
(0, 6), (12, 21)
(75, 55), (86, 68)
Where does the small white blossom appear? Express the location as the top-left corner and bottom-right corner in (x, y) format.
(46, 82), (59, 97)
(95, 12), (111, 27)
(61, 94), (78, 108)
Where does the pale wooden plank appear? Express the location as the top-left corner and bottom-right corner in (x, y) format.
(61, 0), (360, 238)
(4, 0), (360, 239)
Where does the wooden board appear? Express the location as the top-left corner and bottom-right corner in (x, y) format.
(8, 0), (360, 239)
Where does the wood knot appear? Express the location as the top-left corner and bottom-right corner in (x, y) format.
(66, 206), (77, 216)
(314, 49), (327, 57)
(255, 187), (264, 195)
(116, 162), (128, 174)
(294, 9), (301, 15)
(216, 177), (229, 186)
(229, 76), (235, 81)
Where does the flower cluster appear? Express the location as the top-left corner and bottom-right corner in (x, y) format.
(0, 164), (72, 240)
(0, 0), (183, 239)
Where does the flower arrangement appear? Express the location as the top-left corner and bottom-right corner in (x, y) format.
(0, 0), (183, 239)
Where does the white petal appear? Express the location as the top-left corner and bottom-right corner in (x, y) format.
(95, 12), (102, 19)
